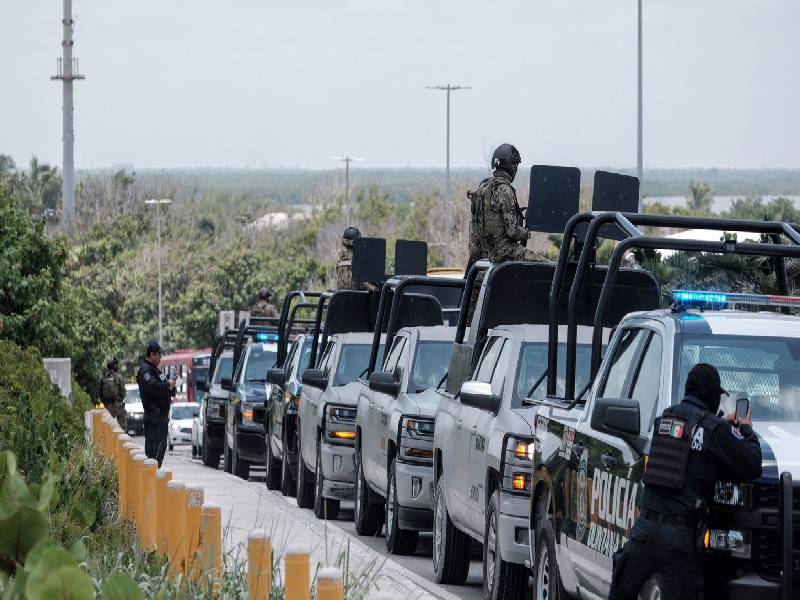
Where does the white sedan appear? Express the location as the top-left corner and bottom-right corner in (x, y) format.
(168, 402), (200, 451)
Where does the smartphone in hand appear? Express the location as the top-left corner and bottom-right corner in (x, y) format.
(735, 397), (750, 421)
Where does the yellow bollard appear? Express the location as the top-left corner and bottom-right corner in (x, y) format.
(184, 483), (204, 579)
(284, 545), (310, 600)
(155, 469), (173, 555)
(112, 430), (126, 466)
(316, 567), (344, 600)
(248, 530), (272, 599)
(141, 458), (159, 551)
(122, 443), (139, 521)
(131, 452), (147, 535)
(199, 503), (222, 591)
(166, 480), (187, 575)
(116, 434), (131, 517)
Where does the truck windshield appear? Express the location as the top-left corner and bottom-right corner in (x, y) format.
(514, 342), (593, 407)
(410, 341), (454, 393)
(335, 343), (382, 386)
(244, 346), (278, 382)
(212, 356), (233, 384)
(677, 335), (800, 422)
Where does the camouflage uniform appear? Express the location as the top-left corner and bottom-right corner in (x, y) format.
(102, 369), (126, 429)
(336, 246), (366, 290)
(251, 299), (278, 318)
(468, 170), (549, 265)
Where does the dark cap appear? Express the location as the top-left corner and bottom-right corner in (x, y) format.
(146, 341), (163, 356)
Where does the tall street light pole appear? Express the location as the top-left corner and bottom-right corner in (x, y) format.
(427, 84), (470, 267)
(331, 156), (363, 222)
(637, 0), (644, 209)
(145, 198), (172, 347)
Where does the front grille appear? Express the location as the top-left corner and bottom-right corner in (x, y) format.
(753, 483), (800, 581)
(180, 427), (191, 434)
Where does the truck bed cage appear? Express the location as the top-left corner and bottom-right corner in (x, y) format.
(309, 290), (382, 368)
(550, 211), (800, 400)
(365, 276), (465, 376)
(277, 290), (323, 365)
(232, 318), (281, 375)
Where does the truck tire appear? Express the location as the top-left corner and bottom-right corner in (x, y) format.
(281, 429), (297, 497)
(224, 442), (233, 474)
(265, 432), (281, 490)
(385, 459), (418, 555)
(296, 431), (314, 509)
(354, 449), (384, 536)
(201, 433), (220, 469)
(432, 477), (471, 585)
(191, 443), (197, 458)
(233, 435), (250, 480)
(314, 442), (340, 520)
(484, 490), (528, 600)
(533, 512), (566, 600)
(640, 575), (663, 600)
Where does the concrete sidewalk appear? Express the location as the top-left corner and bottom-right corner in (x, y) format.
(161, 450), (462, 600)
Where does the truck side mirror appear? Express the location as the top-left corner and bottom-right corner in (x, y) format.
(266, 368), (286, 387)
(196, 378), (209, 393)
(369, 371), (401, 397)
(302, 369), (329, 390)
(460, 381), (502, 414)
(252, 405), (267, 424)
(591, 397), (640, 439)
(221, 376), (235, 392)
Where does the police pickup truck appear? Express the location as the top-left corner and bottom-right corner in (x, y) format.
(197, 331), (236, 469)
(527, 211), (800, 600)
(432, 260), (651, 599)
(353, 276), (463, 554)
(295, 291), (385, 519)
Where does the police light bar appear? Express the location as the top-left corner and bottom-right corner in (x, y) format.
(673, 290), (800, 308)
(255, 332), (280, 342)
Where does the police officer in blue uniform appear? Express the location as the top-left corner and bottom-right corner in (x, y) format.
(610, 363), (762, 600)
(136, 341), (176, 467)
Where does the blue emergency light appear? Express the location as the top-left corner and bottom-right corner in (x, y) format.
(673, 289), (800, 309)
(255, 332), (280, 342)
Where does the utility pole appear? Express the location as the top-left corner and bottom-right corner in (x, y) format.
(51, 0), (85, 226)
(145, 199), (173, 347)
(331, 156), (363, 222)
(637, 0), (644, 209)
(427, 84), (470, 267)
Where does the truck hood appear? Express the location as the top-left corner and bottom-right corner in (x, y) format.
(509, 405), (537, 436)
(753, 421), (800, 481)
(405, 388), (441, 417)
(238, 382), (268, 402)
(209, 384), (227, 400)
(125, 401), (143, 414)
(331, 381), (361, 406)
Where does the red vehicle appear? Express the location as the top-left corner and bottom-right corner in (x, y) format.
(161, 349), (211, 404)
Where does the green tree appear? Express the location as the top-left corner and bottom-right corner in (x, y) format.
(686, 180), (714, 214)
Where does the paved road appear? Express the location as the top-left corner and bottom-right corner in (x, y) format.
(142, 439), (521, 599)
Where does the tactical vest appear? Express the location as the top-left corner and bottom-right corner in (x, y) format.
(643, 405), (718, 492)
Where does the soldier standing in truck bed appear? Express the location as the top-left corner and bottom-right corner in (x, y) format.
(467, 143), (549, 272)
(336, 226), (367, 290)
(251, 288), (278, 318)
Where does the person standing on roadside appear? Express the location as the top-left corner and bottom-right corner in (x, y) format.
(609, 364), (762, 600)
(100, 358), (126, 428)
(136, 341), (175, 467)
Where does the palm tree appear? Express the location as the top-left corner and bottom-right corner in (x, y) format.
(686, 181), (714, 215)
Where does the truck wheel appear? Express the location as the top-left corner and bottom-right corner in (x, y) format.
(314, 442), (340, 520)
(168, 441), (174, 451)
(201, 434), (220, 469)
(224, 442), (233, 474)
(281, 430), (297, 497)
(484, 490), (528, 600)
(296, 432), (314, 509)
(354, 449), (384, 536)
(533, 513), (565, 600)
(432, 477), (471, 585)
(385, 459), (418, 555)
(265, 432), (281, 490)
(640, 575), (663, 600)
(234, 436), (250, 480)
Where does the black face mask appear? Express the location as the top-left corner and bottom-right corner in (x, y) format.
(685, 363), (725, 413)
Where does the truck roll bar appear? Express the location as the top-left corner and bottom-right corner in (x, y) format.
(277, 291), (322, 365)
(550, 210), (800, 399)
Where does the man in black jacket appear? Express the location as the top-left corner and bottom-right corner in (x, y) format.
(136, 341), (175, 467)
(610, 363), (762, 600)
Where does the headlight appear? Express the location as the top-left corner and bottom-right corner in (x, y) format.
(324, 403), (356, 445)
(398, 416), (434, 463)
(713, 482), (752, 509)
(705, 529), (751, 559)
(242, 401), (254, 423)
(501, 435), (535, 494)
(170, 423), (179, 430)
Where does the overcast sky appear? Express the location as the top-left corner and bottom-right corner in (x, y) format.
(2, 0), (798, 170)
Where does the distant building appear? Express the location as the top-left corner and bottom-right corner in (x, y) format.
(247, 211), (307, 231)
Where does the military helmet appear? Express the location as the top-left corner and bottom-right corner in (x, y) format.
(342, 226), (361, 248)
(146, 341), (163, 357)
(491, 143), (522, 176)
(259, 287), (272, 300)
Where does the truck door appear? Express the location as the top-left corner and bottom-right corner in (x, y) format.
(452, 335), (508, 527)
(301, 340), (335, 471)
(465, 335), (513, 535)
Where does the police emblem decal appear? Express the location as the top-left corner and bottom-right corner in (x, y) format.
(575, 448), (588, 542)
